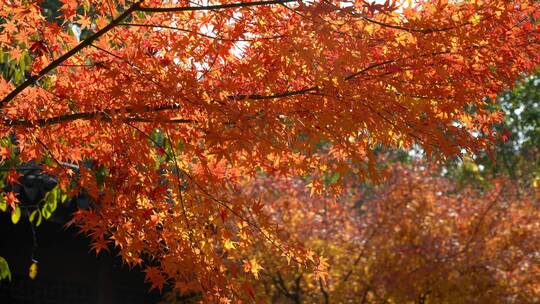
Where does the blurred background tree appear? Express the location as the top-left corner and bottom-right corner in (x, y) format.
(446, 72), (540, 189)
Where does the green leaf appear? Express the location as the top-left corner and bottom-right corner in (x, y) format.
(0, 256), (11, 281)
(50, 187), (58, 205)
(29, 209), (42, 226)
(0, 195), (6, 212)
(29, 210), (37, 223)
(18, 54), (26, 71)
(11, 206), (21, 224)
(329, 172), (340, 184)
(35, 211), (42, 227)
(42, 203), (54, 219)
(41, 187), (59, 220)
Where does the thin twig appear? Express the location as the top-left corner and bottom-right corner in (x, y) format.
(164, 128), (194, 243)
(119, 23), (284, 42)
(136, 0), (295, 13)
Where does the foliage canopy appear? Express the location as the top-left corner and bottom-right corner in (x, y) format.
(1, 0), (540, 300)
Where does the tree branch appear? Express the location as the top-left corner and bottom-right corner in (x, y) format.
(118, 22), (284, 41)
(233, 86), (318, 100)
(136, 0), (296, 13)
(358, 15), (469, 34)
(2, 104), (193, 127)
(319, 277), (329, 304)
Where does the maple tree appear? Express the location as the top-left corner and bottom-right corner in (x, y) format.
(247, 165), (540, 303)
(1, 0), (540, 300)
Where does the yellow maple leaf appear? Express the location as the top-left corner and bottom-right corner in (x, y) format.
(223, 239), (236, 250)
(243, 258), (263, 279)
